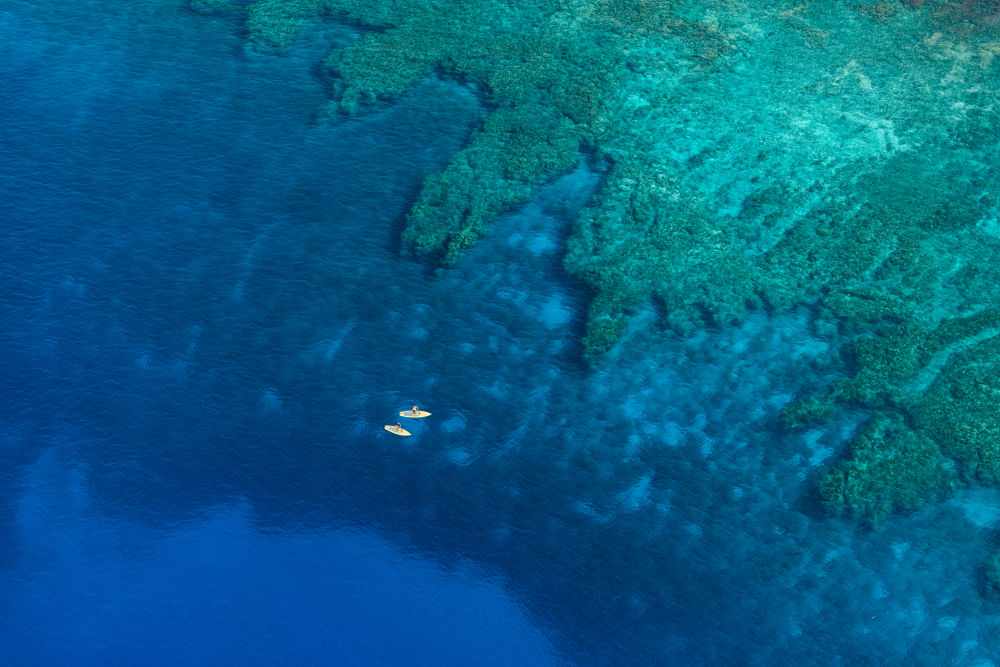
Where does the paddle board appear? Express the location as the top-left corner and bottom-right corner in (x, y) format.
(400, 410), (431, 418)
(384, 425), (411, 436)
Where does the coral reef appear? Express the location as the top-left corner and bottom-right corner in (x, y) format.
(245, 0), (330, 47)
(819, 412), (957, 525)
(210, 0), (1000, 566)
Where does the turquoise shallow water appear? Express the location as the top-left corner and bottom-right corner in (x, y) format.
(3, 1), (1000, 664)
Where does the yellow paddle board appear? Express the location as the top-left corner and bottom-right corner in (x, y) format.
(400, 410), (431, 418)
(384, 425), (411, 436)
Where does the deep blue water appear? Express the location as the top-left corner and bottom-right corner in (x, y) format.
(4, 1), (1000, 664)
(0, 3), (559, 664)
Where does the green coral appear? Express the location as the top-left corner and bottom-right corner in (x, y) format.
(837, 324), (930, 404)
(912, 334), (1000, 483)
(565, 157), (761, 346)
(324, 22), (448, 113)
(401, 104), (581, 263)
(819, 412), (957, 525)
(824, 288), (911, 327)
(781, 396), (834, 430)
(245, 0), (325, 47)
(581, 295), (632, 360)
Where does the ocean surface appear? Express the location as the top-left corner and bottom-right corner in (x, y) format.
(2, 1), (1000, 664)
